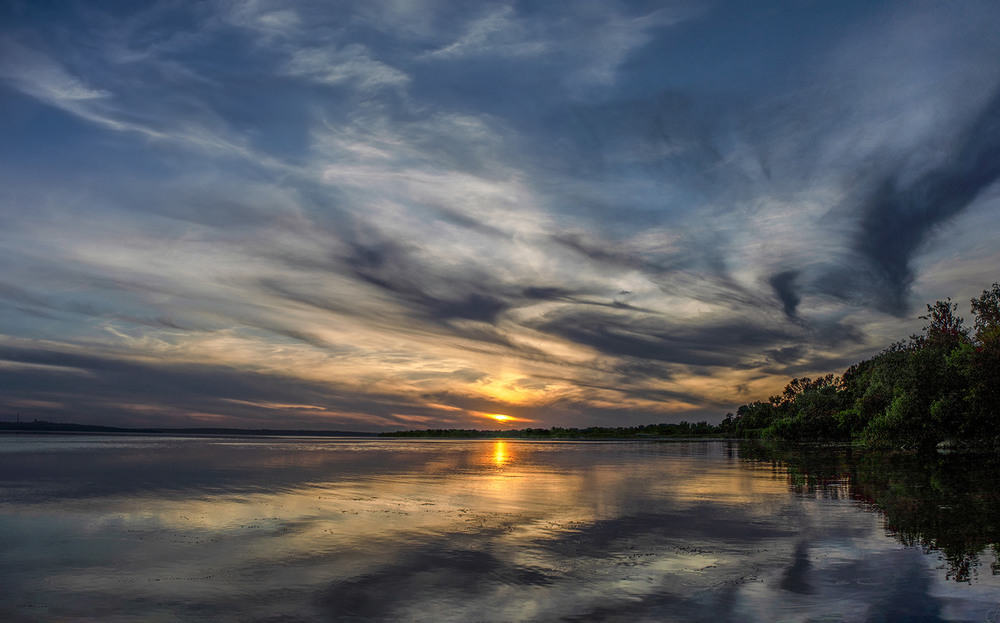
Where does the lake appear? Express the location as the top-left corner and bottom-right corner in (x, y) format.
(1, 436), (999, 622)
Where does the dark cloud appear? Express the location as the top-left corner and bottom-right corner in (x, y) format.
(335, 226), (648, 330)
(553, 232), (645, 268)
(610, 359), (675, 381)
(847, 86), (1000, 315)
(533, 309), (798, 368)
(765, 344), (806, 365)
(342, 233), (510, 323)
(522, 286), (574, 301)
(428, 203), (510, 236)
(769, 270), (801, 319)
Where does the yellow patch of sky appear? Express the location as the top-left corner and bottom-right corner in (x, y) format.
(424, 402), (465, 412)
(470, 410), (530, 425)
(471, 373), (568, 406)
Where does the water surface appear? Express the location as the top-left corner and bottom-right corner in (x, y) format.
(1, 436), (998, 621)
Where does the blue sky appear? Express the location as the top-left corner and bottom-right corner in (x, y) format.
(1, 1), (999, 430)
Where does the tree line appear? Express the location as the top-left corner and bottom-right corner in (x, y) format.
(720, 282), (1000, 449)
(380, 421), (718, 439)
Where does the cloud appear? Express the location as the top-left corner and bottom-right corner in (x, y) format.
(844, 86), (1000, 315)
(285, 45), (410, 91)
(0, 339), (469, 430)
(768, 270), (801, 320)
(532, 308), (801, 369)
(1, 1), (999, 429)
(0, 38), (111, 102)
(422, 6), (545, 60)
(222, 0), (302, 34)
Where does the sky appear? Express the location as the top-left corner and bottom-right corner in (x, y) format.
(1, 0), (999, 431)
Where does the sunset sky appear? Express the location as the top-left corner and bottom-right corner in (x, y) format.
(2, 1), (999, 431)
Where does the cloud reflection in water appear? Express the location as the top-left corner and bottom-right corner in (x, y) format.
(0, 437), (998, 622)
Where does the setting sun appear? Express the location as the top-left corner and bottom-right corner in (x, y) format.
(488, 414), (514, 423)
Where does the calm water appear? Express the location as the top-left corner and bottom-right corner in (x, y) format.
(1, 436), (999, 622)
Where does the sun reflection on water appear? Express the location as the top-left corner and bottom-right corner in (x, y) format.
(491, 440), (510, 468)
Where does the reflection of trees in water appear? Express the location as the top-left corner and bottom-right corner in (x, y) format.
(737, 442), (1000, 582)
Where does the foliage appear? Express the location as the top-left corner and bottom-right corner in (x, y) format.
(970, 282), (1000, 340)
(724, 279), (1000, 448)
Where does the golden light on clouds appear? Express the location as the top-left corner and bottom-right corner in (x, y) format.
(471, 411), (531, 426)
(471, 373), (570, 407)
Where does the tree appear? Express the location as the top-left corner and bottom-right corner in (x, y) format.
(966, 283), (1000, 440)
(724, 282), (999, 446)
(915, 298), (967, 350)
(970, 282), (1000, 343)
(729, 401), (778, 438)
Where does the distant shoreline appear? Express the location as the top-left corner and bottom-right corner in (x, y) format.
(0, 420), (722, 440)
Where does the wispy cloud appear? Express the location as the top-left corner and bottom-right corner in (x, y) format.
(0, 39), (109, 102)
(286, 45), (410, 90)
(1, 1), (998, 429)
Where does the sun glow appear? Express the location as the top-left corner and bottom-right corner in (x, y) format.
(472, 410), (532, 427)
